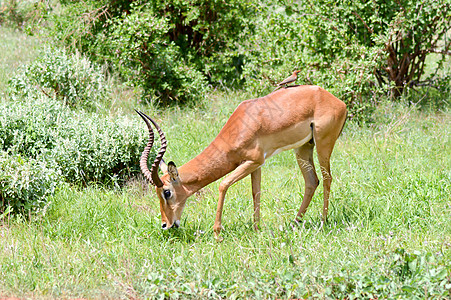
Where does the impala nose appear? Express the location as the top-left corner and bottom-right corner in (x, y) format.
(162, 221), (180, 229)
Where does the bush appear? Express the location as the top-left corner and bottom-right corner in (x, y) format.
(49, 110), (148, 184)
(0, 92), (64, 158)
(240, 3), (378, 118)
(0, 0), (35, 27)
(0, 151), (62, 213)
(1, 45), (150, 212)
(0, 95), (148, 186)
(8, 47), (111, 111)
(102, 4), (210, 105)
(43, 0), (255, 105)
(300, 0), (451, 99)
(241, 0), (451, 119)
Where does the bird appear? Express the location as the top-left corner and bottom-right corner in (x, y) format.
(276, 70), (301, 88)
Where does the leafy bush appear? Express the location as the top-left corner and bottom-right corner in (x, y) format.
(301, 0), (451, 99)
(0, 43), (149, 212)
(241, 0), (451, 118)
(49, 110), (148, 184)
(0, 92), (64, 158)
(102, 4), (210, 105)
(0, 151), (62, 213)
(0, 0), (40, 27)
(0, 95), (148, 187)
(18, 0), (450, 115)
(240, 3), (377, 118)
(43, 0), (255, 105)
(8, 47), (110, 111)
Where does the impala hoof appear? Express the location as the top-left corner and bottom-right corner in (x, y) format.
(214, 234), (224, 242)
(213, 226), (224, 242)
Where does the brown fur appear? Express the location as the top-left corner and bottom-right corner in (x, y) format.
(146, 85), (347, 240)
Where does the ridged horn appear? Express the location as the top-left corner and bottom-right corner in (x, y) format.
(135, 110), (167, 188)
(135, 110), (155, 185)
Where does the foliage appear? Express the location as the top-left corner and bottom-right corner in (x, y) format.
(48, 109), (148, 184)
(320, 249), (451, 299)
(0, 28), (149, 213)
(0, 0), (36, 27)
(43, 0), (255, 105)
(303, 0), (451, 98)
(137, 249), (451, 298)
(32, 0), (450, 115)
(0, 151), (62, 213)
(241, 0), (451, 118)
(8, 47), (110, 111)
(140, 249), (451, 298)
(0, 95), (148, 209)
(102, 3), (209, 105)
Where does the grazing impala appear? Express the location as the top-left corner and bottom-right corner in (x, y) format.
(136, 85), (347, 240)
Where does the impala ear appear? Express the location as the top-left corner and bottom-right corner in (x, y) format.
(159, 159), (168, 174)
(167, 161), (179, 182)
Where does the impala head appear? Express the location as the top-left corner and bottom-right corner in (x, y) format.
(135, 110), (188, 230)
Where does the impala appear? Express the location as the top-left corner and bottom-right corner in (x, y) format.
(136, 85), (347, 240)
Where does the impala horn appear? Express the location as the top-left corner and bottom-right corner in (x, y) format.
(135, 110), (167, 188)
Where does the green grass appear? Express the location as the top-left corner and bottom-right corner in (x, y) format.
(0, 27), (450, 299)
(0, 26), (43, 96)
(1, 92), (450, 298)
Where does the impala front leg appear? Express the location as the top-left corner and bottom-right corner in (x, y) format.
(214, 185), (227, 241)
(251, 168), (262, 230)
(214, 161), (262, 241)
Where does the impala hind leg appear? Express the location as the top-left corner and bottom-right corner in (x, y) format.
(315, 134), (339, 223)
(294, 140), (319, 221)
(251, 168), (262, 230)
(214, 161), (262, 241)
(318, 151), (332, 222)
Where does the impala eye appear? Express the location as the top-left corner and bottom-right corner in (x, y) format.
(163, 190), (172, 200)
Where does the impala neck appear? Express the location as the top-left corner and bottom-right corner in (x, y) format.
(177, 141), (236, 196)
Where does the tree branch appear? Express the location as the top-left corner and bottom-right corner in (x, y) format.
(422, 49), (451, 56)
(351, 11), (373, 34)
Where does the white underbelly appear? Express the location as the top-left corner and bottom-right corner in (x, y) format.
(264, 131), (313, 159)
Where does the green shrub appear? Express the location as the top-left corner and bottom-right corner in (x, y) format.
(0, 0), (41, 28)
(0, 92), (64, 158)
(239, 3), (380, 118)
(8, 47), (110, 111)
(241, 0), (451, 119)
(300, 0), (451, 99)
(43, 0), (255, 105)
(102, 4), (210, 105)
(0, 95), (148, 186)
(49, 110), (148, 184)
(0, 93), (151, 212)
(0, 151), (62, 213)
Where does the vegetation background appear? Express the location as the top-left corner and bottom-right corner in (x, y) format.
(0, 0), (450, 298)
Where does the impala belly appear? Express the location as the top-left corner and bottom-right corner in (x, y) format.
(264, 133), (313, 159)
(261, 120), (313, 159)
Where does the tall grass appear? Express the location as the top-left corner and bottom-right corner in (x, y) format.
(1, 91), (450, 298)
(0, 27), (450, 299)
